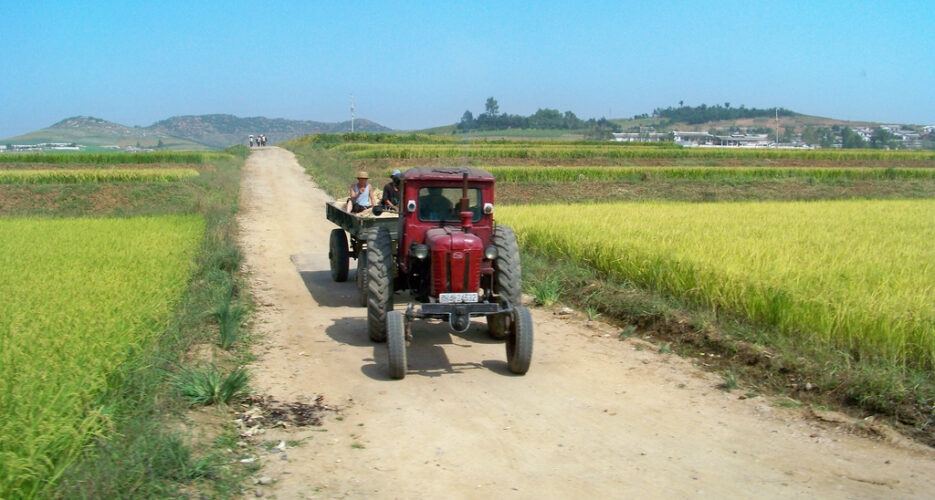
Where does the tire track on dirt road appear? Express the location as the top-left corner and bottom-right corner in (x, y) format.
(237, 146), (935, 498)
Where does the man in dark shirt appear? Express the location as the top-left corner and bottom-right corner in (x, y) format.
(381, 169), (401, 210)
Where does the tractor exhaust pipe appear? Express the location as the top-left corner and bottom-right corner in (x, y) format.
(460, 172), (472, 232)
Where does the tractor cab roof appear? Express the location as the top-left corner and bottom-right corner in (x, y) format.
(402, 166), (494, 183)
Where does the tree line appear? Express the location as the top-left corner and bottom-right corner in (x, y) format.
(652, 103), (795, 125)
(457, 97), (621, 138)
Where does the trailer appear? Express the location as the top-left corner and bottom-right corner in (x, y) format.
(326, 202), (398, 306)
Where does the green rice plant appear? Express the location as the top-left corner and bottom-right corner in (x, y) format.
(0, 168), (199, 184)
(499, 199), (935, 371)
(173, 364), (250, 407)
(0, 216), (204, 498)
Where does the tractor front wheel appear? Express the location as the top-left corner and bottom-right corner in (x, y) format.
(487, 226), (522, 339)
(386, 311), (407, 379)
(506, 306), (533, 375)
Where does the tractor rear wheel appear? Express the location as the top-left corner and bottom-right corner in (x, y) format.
(506, 305), (533, 374)
(386, 311), (406, 379)
(366, 227), (394, 342)
(487, 225), (521, 339)
(329, 229), (349, 282)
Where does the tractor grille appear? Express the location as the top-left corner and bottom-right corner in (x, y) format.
(433, 250), (478, 294)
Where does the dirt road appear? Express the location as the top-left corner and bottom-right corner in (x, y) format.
(237, 147), (935, 498)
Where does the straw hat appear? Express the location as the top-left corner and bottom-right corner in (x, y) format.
(356, 171), (369, 179)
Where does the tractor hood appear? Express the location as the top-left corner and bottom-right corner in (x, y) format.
(424, 227), (483, 296)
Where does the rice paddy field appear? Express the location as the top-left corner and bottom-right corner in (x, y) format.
(0, 168), (199, 184)
(333, 141), (935, 162)
(0, 216), (204, 497)
(0, 151), (233, 164)
(408, 166), (935, 182)
(498, 200), (935, 371)
(0, 147), (247, 498)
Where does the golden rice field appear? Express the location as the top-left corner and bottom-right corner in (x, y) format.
(498, 200), (935, 370)
(0, 151), (231, 164)
(0, 168), (199, 184)
(334, 142), (935, 161)
(380, 166), (935, 182)
(0, 216), (204, 498)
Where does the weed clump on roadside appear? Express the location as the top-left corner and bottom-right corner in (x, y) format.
(174, 365), (251, 406)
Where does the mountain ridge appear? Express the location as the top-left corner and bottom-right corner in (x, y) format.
(3, 114), (394, 150)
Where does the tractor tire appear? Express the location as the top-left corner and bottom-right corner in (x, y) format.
(487, 225), (522, 339)
(506, 305), (533, 374)
(329, 229), (349, 282)
(386, 311), (407, 379)
(356, 249), (368, 307)
(366, 227), (394, 342)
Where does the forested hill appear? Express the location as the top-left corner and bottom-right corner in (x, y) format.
(651, 104), (796, 125)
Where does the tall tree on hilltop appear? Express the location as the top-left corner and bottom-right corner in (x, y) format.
(485, 97), (499, 116)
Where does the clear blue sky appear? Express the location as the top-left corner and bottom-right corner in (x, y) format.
(2, 0), (933, 138)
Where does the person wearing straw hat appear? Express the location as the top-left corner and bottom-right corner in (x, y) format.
(345, 171), (376, 213)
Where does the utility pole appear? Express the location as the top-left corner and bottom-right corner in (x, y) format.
(775, 107), (779, 145)
(350, 94), (355, 133)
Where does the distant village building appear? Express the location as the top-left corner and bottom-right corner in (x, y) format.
(2, 142), (85, 152)
(672, 131), (774, 147)
(712, 134), (772, 147)
(611, 132), (668, 142)
(672, 131), (712, 146)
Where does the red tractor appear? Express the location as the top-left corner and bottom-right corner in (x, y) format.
(362, 167), (532, 379)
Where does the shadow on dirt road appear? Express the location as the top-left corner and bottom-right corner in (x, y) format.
(325, 315), (514, 380)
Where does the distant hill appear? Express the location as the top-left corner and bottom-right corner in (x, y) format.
(4, 116), (210, 151)
(148, 114), (392, 148)
(416, 110), (923, 140)
(2, 114), (394, 151)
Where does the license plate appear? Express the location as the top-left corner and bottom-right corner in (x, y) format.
(439, 292), (478, 304)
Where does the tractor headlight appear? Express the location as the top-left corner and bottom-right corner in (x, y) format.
(411, 243), (429, 260)
(407, 199), (417, 213)
(483, 203), (494, 215)
(484, 245), (498, 260)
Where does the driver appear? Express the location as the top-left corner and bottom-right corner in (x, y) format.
(418, 186), (453, 221)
